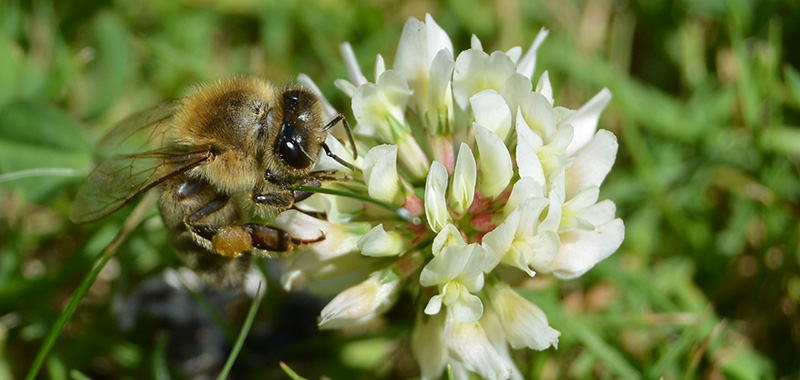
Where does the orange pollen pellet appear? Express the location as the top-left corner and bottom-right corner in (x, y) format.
(212, 226), (253, 257)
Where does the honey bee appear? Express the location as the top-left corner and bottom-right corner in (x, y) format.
(70, 77), (356, 288)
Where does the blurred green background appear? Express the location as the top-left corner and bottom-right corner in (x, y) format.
(1, 0), (799, 379)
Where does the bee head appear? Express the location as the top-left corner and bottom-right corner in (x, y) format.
(273, 89), (325, 171)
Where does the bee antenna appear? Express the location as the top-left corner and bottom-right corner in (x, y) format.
(324, 114), (358, 159)
(320, 142), (355, 171)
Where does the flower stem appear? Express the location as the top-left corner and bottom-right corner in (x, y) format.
(293, 185), (422, 225)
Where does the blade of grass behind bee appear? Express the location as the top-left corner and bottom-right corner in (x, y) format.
(24, 192), (157, 380)
(216, 281), (264, 380)
(279, 362), (310, 380)
(152, 333), (171, 380)
(69, 369), (93, 380)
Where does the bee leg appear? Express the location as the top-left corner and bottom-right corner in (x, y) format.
(291, 177), (322, 203)
(244, 223), (325, 253)
(181, 196), (254, 257)
(183, 195), (231, 239)
(252, 192), (294, 210)
(184, 195), (323, 257)
(289, 172), (339, 203)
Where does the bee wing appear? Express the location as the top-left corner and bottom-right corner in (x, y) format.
(71, 100), (208, 224)
(97, 101), (181, 154)
(70, 149), (213, 223)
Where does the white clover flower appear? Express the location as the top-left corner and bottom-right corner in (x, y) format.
(487, 282), (560, 350)
(283, 14), (624, 379)
(318, 269), (401, 329)
(420, 237), (495, 323)
(362, 144), (401, 204)
(444, 309), (514, 380)
(357, 224), (405, 257)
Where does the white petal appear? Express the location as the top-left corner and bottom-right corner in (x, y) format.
(538, 125), (573, 179)
(451, 289), (484, 323)
(297, 73), (338, 120)
(318, 270), (400, 329)
(274, 210), (360, 259)
(280, 249), (375, 294)
(426, 49), (455, 133)
(420, 246), (468, 287)
(515, 112), (545, 184)
(453, 50), (516, 110)
(460, 244), (494, 287)
(516, 197), (549, 234)
(505, 46), (522, 64)
(474, 123), (513, 198)
(582, 199), (617, 226)
(488, 284), (560, 350)
(516, 27), (549, 79)
(481, 210), (520, 266)
(540, 177), (565, 232)
(294, 192), (362, 224)
(554, 106), (576, 125)
(445, 313), (512, 380)
(396, 131), (432, 182)
(340, 42), (367, 87)
(362, 144), (401, 203)
(500, 73), (532, 126)
(520, 91), (556, 141)
(375, 53), (386, 80)
(565, 129), (619, 199)
(470, 90), (512, 140)
(504, 177), (545, 217)
(312, 133), (355, 172)
(425, 14), (454, 58)
(411, 312), (447, 380)
(450, 143), (477, 215)
(470, 34), (483, 50)
(562, 88), (612, 156)
(425, 293), (444, 315)
(357, 224), (404, 257)
(428, 48), (455, 106)
(535, 70), (554, 105)
(334, 78), (357, 98)
(352, 70), (412, 142)
(565, 187), (600, 215)
(517, 229), (560, 270)
(541, 218), (625, 279)
(480, 310), (525, 380)
(432, 224), (466, 257)
(424, 160), (451, 233)
(394, 14), (453, 114)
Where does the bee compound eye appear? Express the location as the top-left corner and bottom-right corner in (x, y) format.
(275, 126), (311, 169)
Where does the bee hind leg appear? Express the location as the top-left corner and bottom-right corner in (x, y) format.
(244, 223), (325, 257)
(185, 197), (325, 258)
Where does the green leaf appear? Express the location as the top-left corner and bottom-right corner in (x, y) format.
(0, 100), (91, 201)
(0, 35), (24, 108)
(84, 11), (136, 118)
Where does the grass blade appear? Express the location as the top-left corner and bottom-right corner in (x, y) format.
(279, 362), (310, 380)
(24, 192), (157, 380)
(216, 281), (264, 380)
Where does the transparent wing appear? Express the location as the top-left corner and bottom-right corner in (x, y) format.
(70, 149), (212, 223)
(97, 101), (181, 154)
(70, 100), (210, 223)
